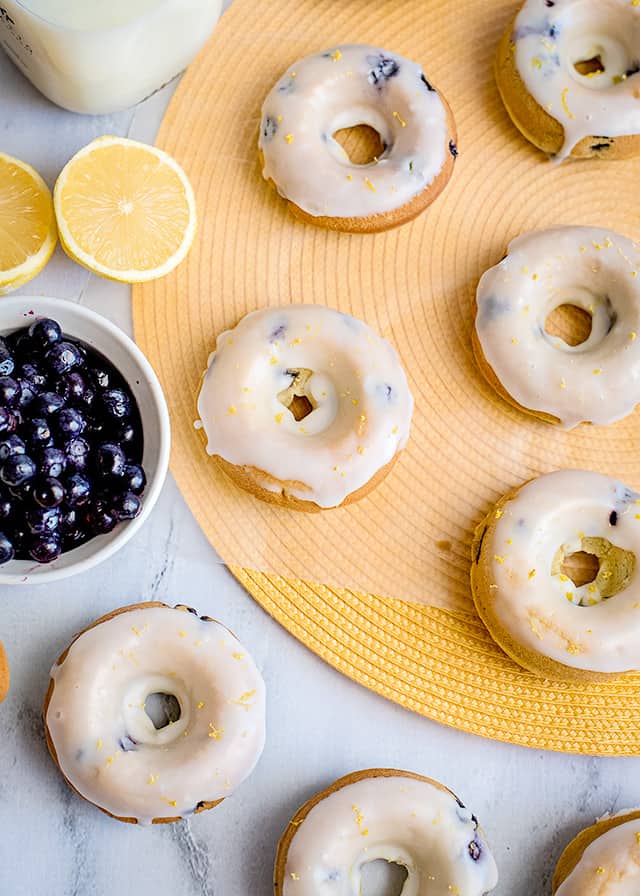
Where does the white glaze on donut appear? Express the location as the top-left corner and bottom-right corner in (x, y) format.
(282, 774), (498, 895)
(480, 470), (640, 674)
(556, 815), (640, 895)
(512, 0), (640, 159)
(259, 44), (452, 218)
(475, 227), (640, 429)
(45, 605), (266, 823)
(196, 305), (414, 508)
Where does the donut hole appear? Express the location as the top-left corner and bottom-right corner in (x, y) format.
(544, 304), (593, 347)
(574, 55), (605, 77)
(288, 394), (314, 422)
(360, 860), (409, 896)
(561, 551), (600, 587)
(278, 368), (317, 422)
(333, 124), (385, 166)
(553, 538), (636, 603)
(144, 692), (181, 730)
(567, 32), (633, 89)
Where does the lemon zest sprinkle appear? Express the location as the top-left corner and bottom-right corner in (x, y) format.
(393, 110), (407, 127)
(561, 87), (575, 119)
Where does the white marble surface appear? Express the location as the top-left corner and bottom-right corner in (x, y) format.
(2, 15), (640, 896)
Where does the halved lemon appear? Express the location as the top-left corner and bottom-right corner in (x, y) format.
(0, 152), (57, 295)
(54, 136), (197, 284)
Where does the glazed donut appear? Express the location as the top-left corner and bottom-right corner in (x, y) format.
(496, 0), (640, 160)
(196, 305), (414, 511)
(553, 809), (640, 894)
(258, 44), (457, 232)
(274, 768), (498, 895)
(0, 641), (8, 703)
(44, 602), (266, 824)
(474, 227), (640, 429)
(471, 470), (640, 682)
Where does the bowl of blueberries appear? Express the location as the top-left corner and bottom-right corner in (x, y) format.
(0, 296), (170, 584)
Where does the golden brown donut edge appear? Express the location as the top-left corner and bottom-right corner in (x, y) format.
(552, 809), (640, 893)
(42, 601), (227, 824)
(273, 768), (463, 895)
(495, 15), (640, 160)
(259, 90), (458, 233)
(0, 641), (9, 704)
(470, 485), (633, 683)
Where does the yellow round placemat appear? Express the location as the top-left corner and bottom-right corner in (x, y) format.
(133, 0), (640, 754)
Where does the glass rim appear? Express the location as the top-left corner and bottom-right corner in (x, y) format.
(13, 0), (174, 35)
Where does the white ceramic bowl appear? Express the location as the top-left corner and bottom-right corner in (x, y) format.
(0, 296), (170, 585)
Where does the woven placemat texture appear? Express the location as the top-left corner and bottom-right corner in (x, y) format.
(133, 0), (640, 753)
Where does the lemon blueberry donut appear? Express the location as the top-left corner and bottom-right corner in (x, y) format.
(259, 44), (457, 232)
(196, 305), (414, 511)
(44, 602), (266, 824)
(496, 0), (640, 160)
(474, 226), (640, 429)
(471, 469), (640, 682)
(553, 809), (640, 894)
(274, 768), (498, 895)
(0, 641), (8, 703)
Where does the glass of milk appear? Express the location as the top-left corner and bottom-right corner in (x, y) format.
(0, 0), (223, 114)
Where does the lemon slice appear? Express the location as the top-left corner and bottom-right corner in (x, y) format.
(54, 136), (197, 284)
(0, 152), (57, 295)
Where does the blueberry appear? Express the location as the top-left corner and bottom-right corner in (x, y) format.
(65, 473), (91, 506)
(0, 338), (15, 377)
(59, 507), (78, 532)
(29, 534), (61, 564)
(33, 477), (65, 509)
(56, 371), (94, 406)
(0, 435), (25, 460)
(11, 526), (28, 554)
(39, 447), (66, 479)
(85, 500), (117, 534)
(45, 341), (83, 375)
(62, 528), (87, 551)
(116, 421), (138, 452)
(0, 532), (14, 565)
(25, 505), (60, 535)
(0, 493), (12, 521)
(23, 418), (53, 449)
(123, 463), (146, 495)
(0, 408), (15, 435)
(57, 407), (86, 438)
(15, 377), (39, 408)
(0, 376), (21, 408)
(63, 437), (90, 473)
(83, 414), (105, 439)
(9, 482), (33, 501)
(90, 366), (111, 390)
(468, 840), (482, 861)
(6, 331), (32, 362)
(112, 490), (142, 520)
(101, 389), (130, 421)
(95, 442), (126, 478)
(19, 362), (48, 390)
(34, 391), (65, 417)
(0, 454), (36, 487)
(28, 318), (62, 351)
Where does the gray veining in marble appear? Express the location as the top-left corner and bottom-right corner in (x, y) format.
(2, 12), (640, 896)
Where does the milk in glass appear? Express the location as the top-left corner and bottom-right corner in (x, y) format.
(0, 0), (223, 114)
